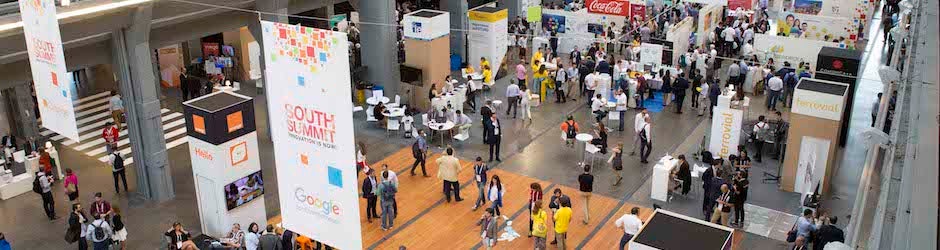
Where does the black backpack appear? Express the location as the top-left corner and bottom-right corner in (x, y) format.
(112, 154), (124, 171)
(565, 121), (577, 139)
(32, 175), (42, 194)
(91, 221), (106, 241)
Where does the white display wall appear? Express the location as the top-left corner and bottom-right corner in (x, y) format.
(696, 4), (725, 48)
(541, 9), (627, 56)
(776, 11), (858, 49)
(709, 107), (743, 160)
(468, 7), (509, 74)
(666, 17), (694, 66)
(753, 33), (839, 69)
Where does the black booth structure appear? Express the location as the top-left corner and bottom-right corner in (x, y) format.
(815, 47), (862, 146)
(629, 209), (735, 250)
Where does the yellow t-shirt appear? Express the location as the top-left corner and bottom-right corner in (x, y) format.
(483, 69), (493, 83)
(531, 210), (549, 238)
(554, 207), (572, 233)
(531, 52), (543, 67)
(465, 66), (475, 74)
(480, 60), (490, 70)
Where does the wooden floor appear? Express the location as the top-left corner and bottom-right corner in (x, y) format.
(269, 148), (747, 249)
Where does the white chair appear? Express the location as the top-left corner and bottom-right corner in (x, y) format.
(388, 95), (402, 108)
(584, 143), (601, 166)
(420, 114), (429, 128)
(366, 107), (377, 122)
(453, 125), (471, 142)
(386, 118), (400, 137)
(402, 115), (415, 138)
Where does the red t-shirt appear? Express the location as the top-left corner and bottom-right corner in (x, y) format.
(102, 126), (119, 143)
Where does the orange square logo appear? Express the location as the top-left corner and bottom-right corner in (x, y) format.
(300, 154), (309, 165)
(226, 111), (244, 133)
(229, 141), (248, 166)
(192, 115), (206, 134)
(51, 72), (58, 86)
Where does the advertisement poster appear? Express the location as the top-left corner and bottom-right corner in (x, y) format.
(158, 45), (183, 88)
(540, 13), (567, 33)
(630, 4), (647, 21)
(203, 42), (220, 57)
(639, 43), (663, 66)
(585, 0), (631, 16)
(469, 7), (509, 74)
(753, 33), (838, 69)
(795, 136), (829, 202)
(708, 108), (743, 159)
(728, 0), (753, 10)
(260, 21), (361, 250)
(776, 12), (857, 49)
(19, 0), (80, 142)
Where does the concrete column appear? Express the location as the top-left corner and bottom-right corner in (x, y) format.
(247, 0), (288, 140)
(444, 0), (468, 63)
(12, 84), (38, 140)
(325, 0), (335, 18)
(359, 0), (399, 95)
(111, 4), (174, 202)
(498, 0), (523, 21)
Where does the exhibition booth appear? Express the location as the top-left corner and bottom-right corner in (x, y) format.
(183, 91), (266, 238)
(629, 209), (735, 250)
(401, 9), (451, 110)
(468, 5), (509, 86)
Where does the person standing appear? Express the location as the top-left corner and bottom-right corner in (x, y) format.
(487, 175), (505, 216)
(727, 61), (741, 87)
(520, 84), (533, 123)
(527, 182), (543, 237)
(673, 72), (690, 113)
(794, 209), (817, 248)
(732, 171), (749, 227)
(484, 113), (502, 162)
(36, 171), (57, 220)
(436, 147), (463, 202)
(639, 117), (653, 164)
(708, 80), (721, 118)
(472, 157), (489, 211)
(691, 70), (702, 109)
(711, 184), (733, 226)
(552, 197), (572, 249)
(813, 216), (845, 250)
(614, 207), (643, 250)
(555, 63), (568, 103)
(752, 115), (769, 163)
(410, 130), (429, 176)
(578, 165), (594, 224)
(110, 206), (127, 250)
(362, 170), (379, 223)
(516, 60), (528, 86)
(378, 170), (399, 231)
(67, 203), (89, 250)
(64, 168), (80, 202)
(871, 93), (882, 127)
(615, 89), (628, 131)
(505, 80), (522, 118)
(86, 214), (113, 250)
(89, 193), (111, 220)
(480, 208), (498, 250)
(698, 77), (710, 116)
(608, 143), (625, 186)
(381, 164), (399, 216)
(101, 122), (119, 154)
(109, 90), (124, 130)
(109, 151), (128, 194)
(560, 116), (580, 148)
(531, 201), (549, 249)
(676, 155), (693, 195)
(259, 225), (282, 250)
(661, 70), (673, 107)
(630, 108), (649, 155)
(767, 74), (783, 111)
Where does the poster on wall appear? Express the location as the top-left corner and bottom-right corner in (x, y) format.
(696, 4), (723, 47)
(639, 43), (664, 66)
(728, 0), (753, 10)
(776, 12), (857, 49)
(158, 45), (184, 88)
(708, 108), (743, 159)
(753, 33), (838, 69)
(541, 13), (567, 33)
(259, 21), (361, 250)
(630, 4), (647, 21)
(203, 42), (220, 57)
(585, 0), (631, 16)
(19, 0), (81, 142)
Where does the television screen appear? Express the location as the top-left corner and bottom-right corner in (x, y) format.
(224, 171), (264, 210)
(400, 65), (423, 85)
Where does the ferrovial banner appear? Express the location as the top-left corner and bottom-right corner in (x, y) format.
(20, 0), (80, 142)
(708, 108), (743, 159)
(259, 21), (361, 250)
(468, 6), (508, 76)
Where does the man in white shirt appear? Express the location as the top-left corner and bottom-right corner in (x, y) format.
(615, 207), (644, 250)
(615, 89), (628, 131)
(727, 62), (741, 87)
(630, 108), (649, 155)
(591, 94), (607, 123)
(505, 81), (522, 118)
(567, 65), (579, 101)
(767, 75), (784, 111)
(555, 64), (569, 103)
(585, 72), (599, 107)
(722, 26), (736, 56)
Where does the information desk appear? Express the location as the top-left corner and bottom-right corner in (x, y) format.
(0, 173), (33, 200)
(630, 209), (735, 250)
(651, 156), (679, 202)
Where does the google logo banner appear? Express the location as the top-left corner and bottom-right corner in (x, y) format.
(293, 187), (343, 222)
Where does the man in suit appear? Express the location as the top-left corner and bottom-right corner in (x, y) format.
(813, 216), (845, 250)
(362, 170), (379, 223)
(480, 100), (494, 137)
(701, 159), (718, 220)
(484, 113), (502, 162)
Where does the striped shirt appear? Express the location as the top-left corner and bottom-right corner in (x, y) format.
(529, 189), (543, 203)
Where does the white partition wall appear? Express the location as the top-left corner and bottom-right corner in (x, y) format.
(468, 6), (508, 73)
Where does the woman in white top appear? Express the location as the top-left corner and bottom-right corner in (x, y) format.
(356, 142), (368, 174)
(244, 222), (260, 250)
(487, 175), (505, 217)
(519, 84), (533, 123)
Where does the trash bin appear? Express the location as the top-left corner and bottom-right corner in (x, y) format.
(450, 54), (462, 71)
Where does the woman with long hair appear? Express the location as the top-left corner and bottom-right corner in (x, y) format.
(531, 201), (549, 249)
(245, 222), (260, 250)
(110, 205), (127, 250)
(164, 222), (197, 250)
(608, 143), (625, 186)
(64, 168), (79, 202)
(527, 182), (543, 237)
(487, 175), (505, 217)
(356, 141), (368, 174)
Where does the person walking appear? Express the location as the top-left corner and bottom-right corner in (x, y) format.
(691, 70), (703, 109)
(484, 113), (502, 162)
(472, 157), (489, 211)
(487, 175), (505, 216)
(64, 168), (80, 202)
(480, 208), (498, 250)
(36, 171), (57, 220)
(520, 84), (533, 123)
(552, 197), (572, 249)
(110, 206), (127, 250)
(410, 130), (429, 176)
(698, 77), (710, 116)
(67, 203), (89, 250)
(109, 151), (128, 194)
(436, 147), (463, 202)
(109, 90), (124, 130)
(608, 143), (625, 186)
(639, 117), (653, 164)
(560, 116), (580, 148)
(578, 165), (594, 224)
(362, 169), (379, 223)
(531, 201), (549, 249)
(259, 225), (283, 250)
(673, 72), (690, 113)
(101, 122), (119, 154)
(752, 115), (769, 163)
(516, 60), (528, 87)
(630, 108), (649, 155)
(555, 63), (568, 103)
(615, 89), (628, 131)
(505, 80), (522, 118)
(86, 213), (113, 250)
(767, 74), (783, 111)
(615, 207), (643, 250)
(527, 182), (543, 237)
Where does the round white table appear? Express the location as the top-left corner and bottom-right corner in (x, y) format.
(366, 96), (390, 106)
(382, 107), (405, 118)
(575, 133), (594, 164)
(428, 121), (456, 148)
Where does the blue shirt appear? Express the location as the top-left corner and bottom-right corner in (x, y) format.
(796, 217), (816, 237)
(416, 135), (428, 151)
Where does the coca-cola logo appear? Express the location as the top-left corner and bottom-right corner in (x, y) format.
(586, 0), (630, 16)
(831, 59), (843, 70)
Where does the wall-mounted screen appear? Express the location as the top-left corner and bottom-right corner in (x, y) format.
(224, 171), (264, 210)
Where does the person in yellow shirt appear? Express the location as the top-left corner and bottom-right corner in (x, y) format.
(531, 201), (549, 249)
(482, 65), (493, 85)
(553, 197), (572, 249)
(533, 65), (549, 102)
(532, 47), (544, 68)
(464, 63), (475, 77)
(479, 57), (490, 72)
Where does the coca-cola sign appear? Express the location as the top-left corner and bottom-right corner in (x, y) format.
(586, 0), (630, 16)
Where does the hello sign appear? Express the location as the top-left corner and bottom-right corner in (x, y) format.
(586, 0), (631, 16)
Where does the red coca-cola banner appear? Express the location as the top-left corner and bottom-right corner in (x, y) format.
(586, 0), (630, 16)
(728, 0), (753, 11)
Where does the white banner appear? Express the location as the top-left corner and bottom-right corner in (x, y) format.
(697, 4), (724, 48)
(709, 108), (743, 159)
(639, 43), (663, 66)
(20, 0), (80, 141)
(666, 17), (694, 66)
(468, 8), (509, 76)
(753, 33), (838, 69)
(776, 12), (858, 49)
(795, 136), (829, 201)
(260, 21), (361, 250)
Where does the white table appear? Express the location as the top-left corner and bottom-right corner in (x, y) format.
(431, 88), (467, 112)
(428, 121), (455, 148)
(365, 96), (390, 121)
(575, 133), (594, 164)
(0, 173), (33, 200)
(595, 74), (612, 102)
(382, 107), (406, 135)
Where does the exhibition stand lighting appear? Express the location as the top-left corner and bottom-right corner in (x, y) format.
(0, 0), (152, 32)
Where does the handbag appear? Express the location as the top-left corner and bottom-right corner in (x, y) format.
(64, 227), (80, 243)
(66, 182), (77, 194)
(786, 222), (798, 242)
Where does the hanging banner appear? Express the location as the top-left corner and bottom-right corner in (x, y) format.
(728, 0), (753, 10)
(526, 6), (542, 22)
(158, 45), (183, 88)
(585, 0), (631, 16)
(20, 0), (80, 142)
(708, 108), (743, 159)
(776, 12), (858, 49)
(260, 21), (361, 250)
(630, 4), (647, 21)
(468, 6), (509, 75)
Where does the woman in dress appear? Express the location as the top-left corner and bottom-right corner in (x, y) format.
(110, 206), (127, 250)
(520, 84), (533, 123)
(608, 143), (624, 186)
(488, 175), (505, 217)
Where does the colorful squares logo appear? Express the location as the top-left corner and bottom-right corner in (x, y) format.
(61, 90), (67, 98)
(327, 166), (342, 188)
(297, 76), (305, 87)
(300, 153), (309, 165)
(50, 72), (58, 86)
(319, 52), (327, 63)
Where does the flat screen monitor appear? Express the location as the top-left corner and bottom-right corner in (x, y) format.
(224, 171), (264, 210)
(400, 65), (423, 85)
